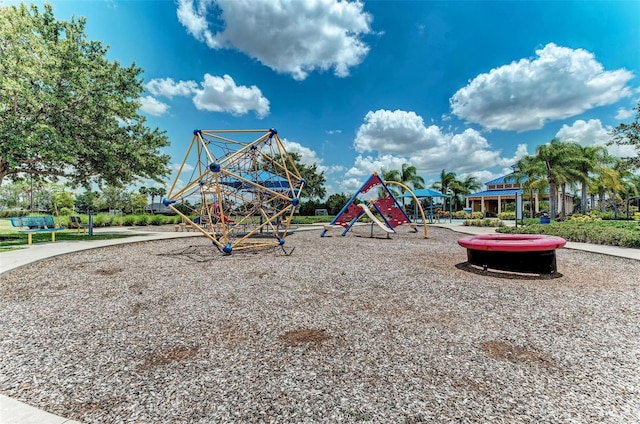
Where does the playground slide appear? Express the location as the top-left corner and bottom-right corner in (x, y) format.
(358, 204), (395, 233)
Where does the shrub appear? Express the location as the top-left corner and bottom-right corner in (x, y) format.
(497, 212), (516, 220)
(589, 210), (615, 220)
(454, 211), (469, 219)
(463, 218), (505, 227)
(92, 213), (113, 227)
(135, 214), (150, 226)
(0, 209), (27, 218)
(471, 212), (484, 219)
(567, 213), (600, 222)
(122, 215), (137, 226)
(110, 215), (123, 226)
(149, 214), (166, 225)
(165, 215), (180, 225)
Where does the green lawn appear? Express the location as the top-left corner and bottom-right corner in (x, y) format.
(0, 233), (135, 248)
(0, 219), (135, 248)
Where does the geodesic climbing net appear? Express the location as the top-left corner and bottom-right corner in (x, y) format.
(164, 128), (305, 254)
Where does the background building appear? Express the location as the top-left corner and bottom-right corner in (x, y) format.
(465, 174), (573, 217)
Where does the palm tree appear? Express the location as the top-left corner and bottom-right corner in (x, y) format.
(431, 169), (457, 212)
(380, 168), (401, 199)
(452, 175), (482, 211)
(400, 163), (425, 190)
(139, 186), (149, 210)
(620, 174), (640, 218)
(460, 175), (482, 193)
(148, 187), (165, 213)
(554, 143), (584, 219)
(574, 145), (609, 214)
(380, 163), (425, 207)
(591, 167), (622, 213)
(610, 159), (634, 219)
(399, 163), (425, 207)
(508, 155), (547, 218)
(535, 139), (578, 219)
(156, 186), (166, 202)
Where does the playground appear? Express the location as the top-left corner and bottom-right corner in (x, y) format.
(1, 227), (639, 423)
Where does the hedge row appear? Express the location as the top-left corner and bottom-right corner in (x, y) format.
(497, 221), (640, 248)
(463, 219), (506, 227)
(60, 213), (183, 227)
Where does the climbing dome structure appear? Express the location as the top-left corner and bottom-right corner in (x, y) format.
(164, 128), (305, 254)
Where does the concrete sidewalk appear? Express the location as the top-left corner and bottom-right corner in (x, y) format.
(0, 227), (201, 275)
(0, 394), (78, 424)
(0, 222), (637, 424)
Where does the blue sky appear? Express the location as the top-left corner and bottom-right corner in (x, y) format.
(7, 0), (640, 196)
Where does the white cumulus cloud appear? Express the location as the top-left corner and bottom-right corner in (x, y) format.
(138, 96), (170, 116)
(176, 0), (373, 80)
(192, 74), (270, 118)
(345, 154), (407, 178)
(354, 110), (442, 154)
(555, 119), (611, 145)
(450, 43), (634, 131)
(282, 139), (326, 172)
(146, 74), (270, 118)
(352, 109), (511, 176)
(146, 78), (198, 98)
(555, 118), (636, 158)
(615, 107), (635, 120)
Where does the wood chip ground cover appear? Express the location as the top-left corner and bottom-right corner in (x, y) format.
(0, 227), (638, 423)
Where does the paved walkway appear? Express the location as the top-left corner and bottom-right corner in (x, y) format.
(0, 227), (201, 275)
(0, 222), (637, 423)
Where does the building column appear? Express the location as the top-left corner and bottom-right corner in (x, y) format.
(497, 195), (502, 214)
(481, 196), (485, 215)
(535, 193), (539, 213)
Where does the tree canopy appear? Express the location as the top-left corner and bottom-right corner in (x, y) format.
(288, 152), (326, 200)
(611, 100), (640, 169)
(0, 3), (170, 187)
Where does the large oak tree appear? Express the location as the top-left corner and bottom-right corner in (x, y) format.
(0, 3), (170, 187)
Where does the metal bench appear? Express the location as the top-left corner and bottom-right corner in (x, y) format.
(10, 216), (65, 245)
(69, 216), (89, 234)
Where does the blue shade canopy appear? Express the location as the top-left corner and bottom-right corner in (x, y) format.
(401, 188), (448, 198)
(219, 170), (292, 191)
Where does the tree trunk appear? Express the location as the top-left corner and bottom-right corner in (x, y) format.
(581, 180), (588, 214)
(599, 192), (605, 211)
(560, 183), (566, 219)
(548, 181), (557, 219)
(529, 190), (534, 218)
(0, 157), (8, 187)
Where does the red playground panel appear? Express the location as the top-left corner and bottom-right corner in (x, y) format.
(333, 203), (363, 227)
(374, 197), (410, 228)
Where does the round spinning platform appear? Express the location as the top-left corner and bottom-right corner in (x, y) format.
(458, 234), (567, 274)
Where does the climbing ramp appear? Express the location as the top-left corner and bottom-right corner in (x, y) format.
(321, 172), (428, 238)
